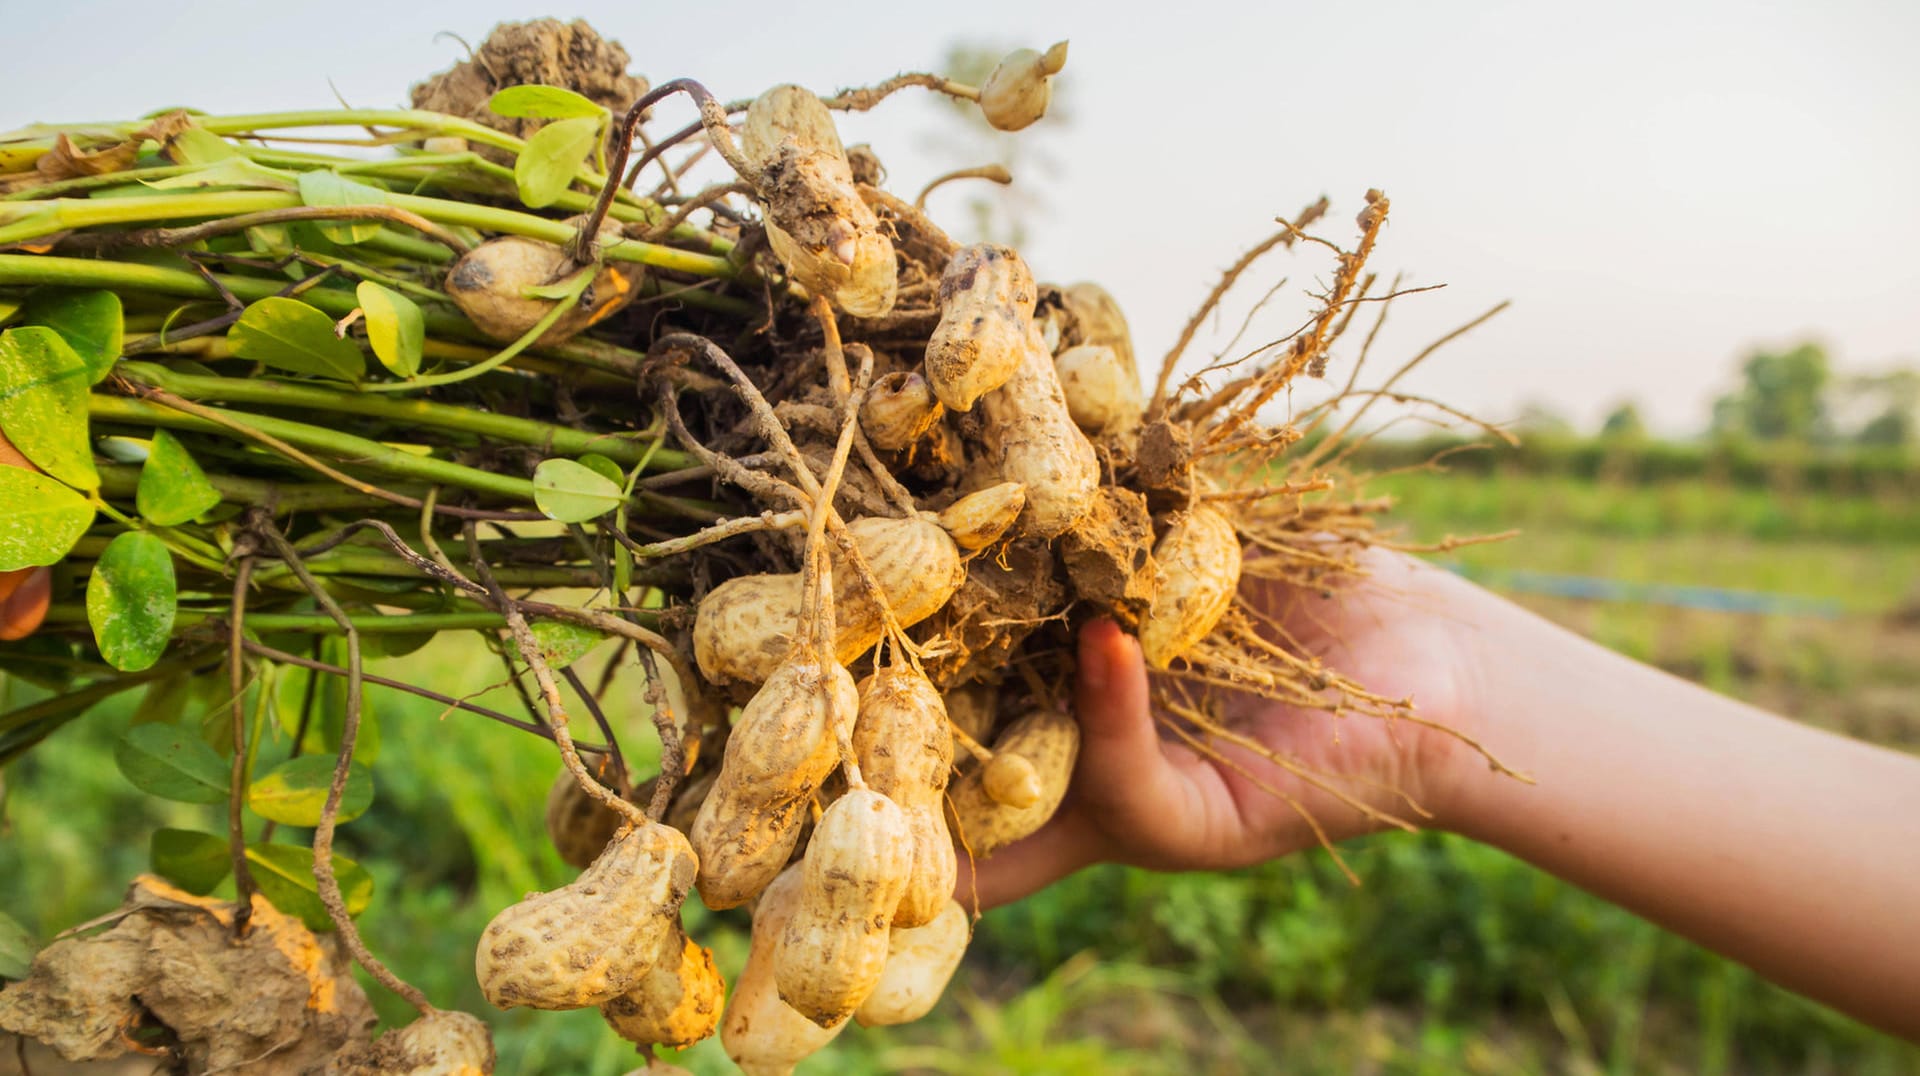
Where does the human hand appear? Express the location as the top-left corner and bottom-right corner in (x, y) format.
(960, 549), (1500, 908)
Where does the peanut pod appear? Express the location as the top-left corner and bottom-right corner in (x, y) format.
(326, 1009), (495, 1075)
(947, 709), (1079, 856)
(924, 243), (1038, 412)
(860, 370), (943, 451)
(853, 665), (958, 928)
(974, 325), (1100, 539)
(978, 42), (1070, 132)
(1054, 343), (1143, 436)
(774, 789), (915, 1027)
(722, 867), (847, 1075)
(743, 84), (897, 317)
(854, 899), (971, 1027)
(444, 228), (635, 345)
(694, 516), (965, 685)
(543, 767), (624, 871)
(1059, 280), (1137, 381)
(475, 821), (695, 1010)
(691, 652), (857, 908)
(599, 920), (725, 1050)
(1138, 506), (1242, 668)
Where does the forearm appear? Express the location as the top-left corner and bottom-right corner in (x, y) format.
(1446, 594), (1920, 1039)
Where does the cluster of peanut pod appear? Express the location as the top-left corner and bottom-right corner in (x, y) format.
(465, 46), (1249, 1075)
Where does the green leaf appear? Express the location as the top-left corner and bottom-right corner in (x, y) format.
(144, 157), (299, 192)
(20, 288), (122, 384)
(150, 828), (231, 895)
(273, 643), (380, 764)
(136, 429), (221, 526)
(296, 171), (390, 245)
(132, 673), (191, 727)
(0, 909), (35, 980)
(0, 468), (93, 570)
(227, 297), (364, 381)
(246, 843), (373, 931)
(86, 531), (177, 671)
(513, 116), (602, 209)
(248, 756), (373, 826)
(355, 282), (424, 378)
(166, 126), (238, 165)
(532, 457), (623, 522)
(530, 620), (606, 668)
(113, 722), (229, 803)
(576, 453), (624, 486)
(0, 326), (98, 490)
(489, 84), (607, 120)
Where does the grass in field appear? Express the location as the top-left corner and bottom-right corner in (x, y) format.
(4, 465), (1918, 1074)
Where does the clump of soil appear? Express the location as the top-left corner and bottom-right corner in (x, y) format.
(410, 19), (649, 162)
(0, 876), (376, 1075)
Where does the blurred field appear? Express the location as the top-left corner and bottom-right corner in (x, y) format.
(4, 460), (1918, 1074)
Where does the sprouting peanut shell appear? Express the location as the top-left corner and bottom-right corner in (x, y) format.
(947, 709), (1079, 857)
(854, 899), (970, 1028)
(475, 821), (695, 1011)
(934, 482), (1027, 551)
(978, 42), (1070, 132)
(861, 370), (943, 451)
(1138, 506), (1242, 668)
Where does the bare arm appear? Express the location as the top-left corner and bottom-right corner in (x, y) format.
(964, 552), (1920, 1041)
(1446, 593), (1920, 1039)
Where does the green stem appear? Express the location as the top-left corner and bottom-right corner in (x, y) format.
(0, 191), (737, 278)
(249, 550), (599, 589)
(88, 395), (536, 501)
(88, 495), (226, 572)
(117, 362), (692, 470)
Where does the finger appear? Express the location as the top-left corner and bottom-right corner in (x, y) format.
(0, 567), (50, 642)
(1073, 620), (1184, 806)
(953, 808), (1106, 912)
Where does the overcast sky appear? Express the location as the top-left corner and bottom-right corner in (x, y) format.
(5, 0), (1915, 434)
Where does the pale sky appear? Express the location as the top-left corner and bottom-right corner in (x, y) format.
(5, 0), (1916, 434)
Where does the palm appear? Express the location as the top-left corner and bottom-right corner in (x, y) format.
(963, 551), (1484, 907)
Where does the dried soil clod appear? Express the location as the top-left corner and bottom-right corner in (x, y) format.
(1059, 486), (1159, 619)
(0, 876), (377, 1074)
(409, 20), (649, 165)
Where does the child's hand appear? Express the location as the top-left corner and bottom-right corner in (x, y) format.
(961, 550), (1494, 908)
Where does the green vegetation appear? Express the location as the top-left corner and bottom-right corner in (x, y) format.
(4, 459), (1917, 1074)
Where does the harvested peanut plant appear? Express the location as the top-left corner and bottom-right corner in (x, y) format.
(0, 18), (1519, 1074)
